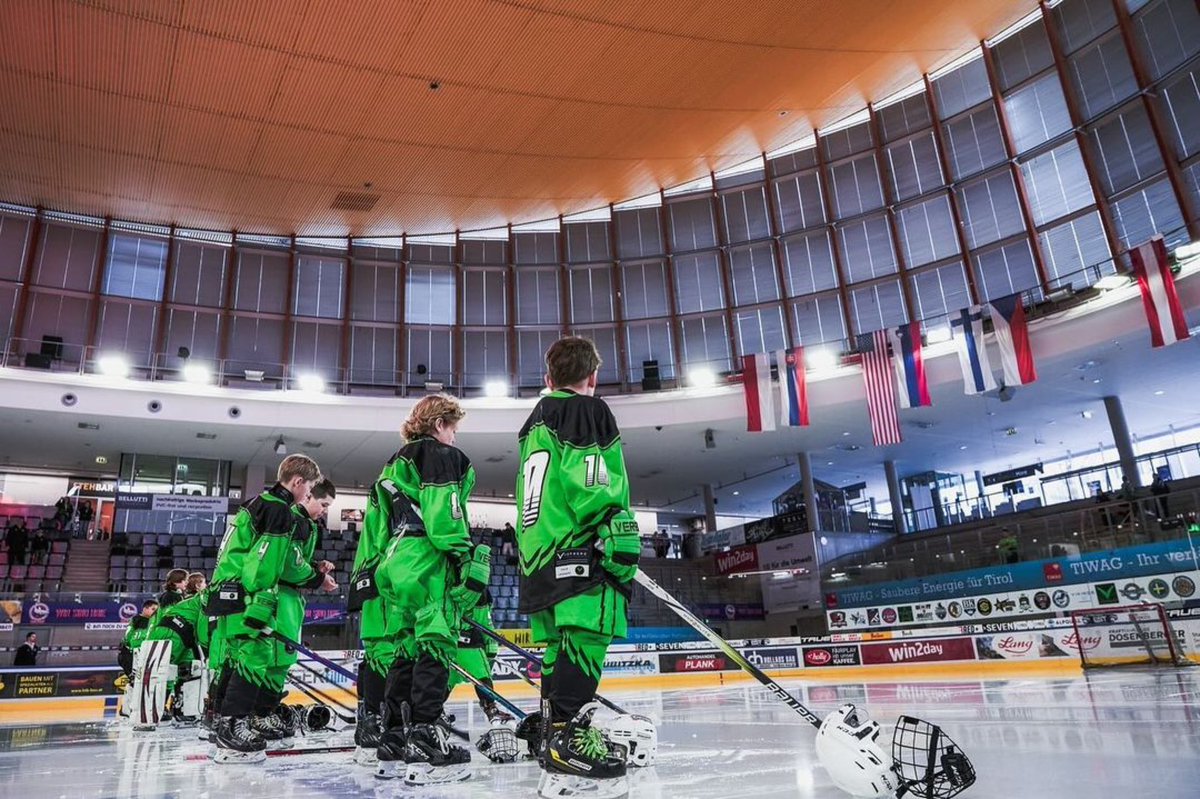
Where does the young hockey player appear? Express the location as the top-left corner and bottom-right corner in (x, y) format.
(131, 586), (213, 728)
(350, 475), (401, 765)
(515, 336), (642, 799)
(118, 599), (158, 716)
(372, 394), (488, 785)
(206, 454), (322, 763)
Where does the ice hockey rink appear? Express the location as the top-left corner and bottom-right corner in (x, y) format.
(2, 670), (1198, 799)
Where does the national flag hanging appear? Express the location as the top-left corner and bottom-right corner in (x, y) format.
(858, 331), (902, 446)
(951, 306), (997, 395)
(989, 293), (1037, 385)
(886, 321), (931, 409)
(1130, 236), (1190, 348)
(775, 346), (809, 427)
(742, 353), (776, 433)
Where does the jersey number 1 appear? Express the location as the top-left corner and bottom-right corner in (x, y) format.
(522, 450), (550, 527)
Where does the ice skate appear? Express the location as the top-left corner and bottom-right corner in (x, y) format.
(373, 726), (408, 780)
(402, 723), (472, 785)
(213, 716), (267, 764)
(539, 704), (628, 799)
(248, 710), (293, 748)
(354, 710), (382, 766)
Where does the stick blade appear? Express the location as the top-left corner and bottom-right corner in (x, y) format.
(891, 716), (976, 799)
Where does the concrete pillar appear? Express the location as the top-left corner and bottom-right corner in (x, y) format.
(974, 470), (988, 517)
(885, 460), (907, 535)
(701, 483), (717, 533)
(1104, 395), (1141, 488)
(242, 461), (270, 499)
(797, 452), (818, 532)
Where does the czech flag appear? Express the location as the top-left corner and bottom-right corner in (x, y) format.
(989, 293), (1037, 385)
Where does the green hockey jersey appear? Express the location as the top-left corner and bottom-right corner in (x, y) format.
(212, 483), (299, 589)
(515, 390), (634, 614)
(122, 615), (153, 650)
(373, 437), (476, 604)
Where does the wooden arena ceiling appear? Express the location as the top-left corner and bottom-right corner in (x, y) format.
(0, 0), (1034, 237)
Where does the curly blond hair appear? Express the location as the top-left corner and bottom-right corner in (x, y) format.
(402, 394), (465, 442)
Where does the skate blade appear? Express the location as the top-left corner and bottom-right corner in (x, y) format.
(404, 762), (472, 786)
(374, 760), (406, 780)
(265, 737), (295, 751)
(354, 746), (379, 766)
(212, 748), (267, 765)
(538, 770), (629, 799)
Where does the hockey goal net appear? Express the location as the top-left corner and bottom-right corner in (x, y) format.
(1069, 604), (1196, 669)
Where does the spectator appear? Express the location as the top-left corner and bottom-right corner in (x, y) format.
(157, 568), (188, 608)
(53, 496), (73, 532)
(1151, 474), (1171, 519)
(77, 501), (94, 539)
(5, 518), (29, 565)
(500, 521), (517, 559)
(14, 632), (39, 666)
(653, 529), (670, 558)
(29, 528), (49, 565)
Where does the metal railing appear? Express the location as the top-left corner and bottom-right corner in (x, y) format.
(821, 485), (1200, 588)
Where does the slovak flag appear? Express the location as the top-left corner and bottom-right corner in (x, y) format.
(742, 353), (776, 433)
(951, 306), (997, 395)
(1131, 237), (1190, 348)
(989, 293), (1037, 385)
(776, 347), (809, 427)
(886, 321), (931, 408)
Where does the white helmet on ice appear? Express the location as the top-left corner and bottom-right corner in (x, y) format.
(595, 713), (658, 767)
(816, 704), (901, 799)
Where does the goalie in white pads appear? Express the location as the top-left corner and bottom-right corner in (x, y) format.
(129, 586), (212, 730)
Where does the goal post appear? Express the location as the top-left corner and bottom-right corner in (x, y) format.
(1068, 604), (1196, 669)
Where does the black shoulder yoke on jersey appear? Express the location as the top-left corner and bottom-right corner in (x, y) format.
(397, 437), (473, 486)
(244, 482), (298, 538)
(518, 391), (620, 449)
(130, 616), (149, 630)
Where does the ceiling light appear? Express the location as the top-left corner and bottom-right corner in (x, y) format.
(959, 445), (968, 450)
(688, 367), (717, 388)
(182, 362), (211, 384)
(1094, 274), (1131, 291)
(732, 490), (740, 496)
(1081, 410), (1093, 419)
(1092, 378), (1102, 384)
(1154, 390), (1165, 396)
(842, 431), (851, 437)
(274, 437), (287, 456)
(483, 379), (509, 398)
(925, 326), (952, 344)
(806, 349), (838, 373)
(95, 456), (107, 465)
(97, 353), (130, 378)
(296, 373), (325, 393)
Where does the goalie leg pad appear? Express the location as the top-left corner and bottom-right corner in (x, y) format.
(816, 704), (901, 799)
(177, 661), (207, 721)
(132, 639), (174, 731)
(594, 713), (657, 767)
(476, 724), (520, 763)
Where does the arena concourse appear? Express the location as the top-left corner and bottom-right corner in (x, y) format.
(1, 1), (1199, 797)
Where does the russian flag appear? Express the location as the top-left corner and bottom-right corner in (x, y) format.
(776, 347), (809, 427)
(989, 293), (1037, 385)
(951, 306), (997, 395)
(886, 321), (931, 409)
(1131, 236), (1190, 348)
(742, 353), (776, 433)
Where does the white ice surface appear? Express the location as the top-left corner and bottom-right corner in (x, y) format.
(2, 671), (1199, 798)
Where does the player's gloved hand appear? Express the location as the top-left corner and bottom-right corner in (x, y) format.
(243, 591), (278, 633)
(449, 544), (491, 612)
(600, 511), (641, 584)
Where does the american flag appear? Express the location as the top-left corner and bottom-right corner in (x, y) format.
(858, 330), (902, 446)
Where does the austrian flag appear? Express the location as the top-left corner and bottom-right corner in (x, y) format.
(1131, 237), (1190, 348)
(742, 353), (776, 433)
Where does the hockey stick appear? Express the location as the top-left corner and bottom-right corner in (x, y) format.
(186, 745), (357, 761)
(450, 661), (528, 720)
(291, 658), (359, 711)
(462, 619), (629, 715)
(285, 673), (356, 724)
(633, 570), (975, 799)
